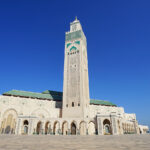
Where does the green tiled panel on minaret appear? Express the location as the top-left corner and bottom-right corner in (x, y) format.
(65, 30), (82, 41)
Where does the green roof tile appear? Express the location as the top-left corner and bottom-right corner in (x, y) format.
(3, 90), (62, 101)
(90, 99), (116, 106)
(2, 90), (116, 106)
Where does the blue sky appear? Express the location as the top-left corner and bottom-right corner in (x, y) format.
(0, 0), (150, 127)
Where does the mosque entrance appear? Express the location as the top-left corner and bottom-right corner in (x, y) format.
(71, 122), (76, 135)
(1, 110), (17, 134)
(103, 119), (112, 135)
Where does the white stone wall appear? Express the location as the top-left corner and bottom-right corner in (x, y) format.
(0, 95), (146, 136)
(0, 95), (60, 122)
(89, 105), (124, 119)
(123, 113), (136, 121)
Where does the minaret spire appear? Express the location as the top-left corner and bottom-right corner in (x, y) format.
(75, 16), (77, 21)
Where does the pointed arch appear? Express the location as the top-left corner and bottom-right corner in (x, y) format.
(31, 108), (50, 119)
(79, 121), (87, 135)
(62, 121), (68, 135)
(88, 121), (95, 135)
(36, 121), (42, 134)
(1, 108), (18, 134)
(71, 121), (77, 135)
(53, 121), (60, 135)
(23, 120), (29, 134)
(103, 119), (112, 135)
(45, 121), (51, 134)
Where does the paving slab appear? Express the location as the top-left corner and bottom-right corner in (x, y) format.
(0, 134), (149, 150)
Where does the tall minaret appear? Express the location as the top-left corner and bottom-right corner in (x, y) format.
(63, 17), (90, 118)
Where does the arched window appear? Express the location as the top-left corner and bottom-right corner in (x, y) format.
(72, 102), (74, 107)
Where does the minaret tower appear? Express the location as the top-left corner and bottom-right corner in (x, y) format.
(63, 17), (90, 118)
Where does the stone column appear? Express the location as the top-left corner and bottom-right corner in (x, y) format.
(76, 128), (80, 135)
(28, 119), (33, 135)
(51, 123), (54, 135)
(3, 118), (7, 134)
(86, 128), (88, 135)
(133, 120), (139, 134)
(47, 124), (50, 134)
(110, 113), (119, 135)
(97, 114), (103, 135)
(41, 122), (44, 134)
(120, 121), (124, 135)
(67, 129), (70, 135)
(16, 118), (21, 135)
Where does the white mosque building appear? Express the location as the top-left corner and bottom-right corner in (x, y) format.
(0, 18), (149, 135)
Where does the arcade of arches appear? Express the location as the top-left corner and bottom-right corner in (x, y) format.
(1, 115), (137, 135)
(33, 121), (96, 135)
(0, 109), (138, 136)
(122, 123), (135, 134)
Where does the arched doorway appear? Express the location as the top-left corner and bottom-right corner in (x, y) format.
(79, 121), (86, 135)
(71, 122), (76, 135)
(23, 120), (29, 134)
(53, 121), (60, 135)
(36, 121), (42, 134)
(45, 122), (50, 134)
(5, 125), (11, 134)
(5, 114), (13, 134)
(0, 109), (17, 134)
(62, 121), (68, 135)
(139, 128), (142, 134)
(103, 119), (112, 135)
(88, 122), (95, 135)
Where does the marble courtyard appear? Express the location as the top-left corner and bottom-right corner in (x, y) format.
(0, 134), (149, 150)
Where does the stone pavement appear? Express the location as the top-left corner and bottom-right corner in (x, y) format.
(0, 134), (149, 150)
